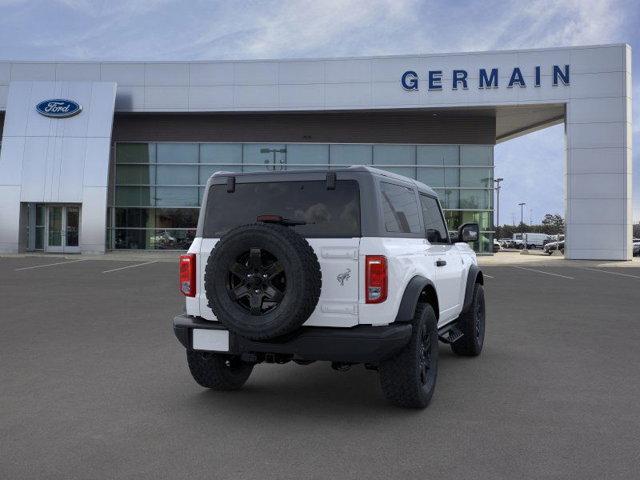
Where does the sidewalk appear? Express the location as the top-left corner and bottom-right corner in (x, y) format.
(479, 250), (640, 268)
(0, 251), (181, 263)
(3, 249), (638, 268)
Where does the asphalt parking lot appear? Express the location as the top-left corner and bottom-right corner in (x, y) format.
(1, 256), (639, 479)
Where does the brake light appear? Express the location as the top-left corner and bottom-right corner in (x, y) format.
(365, 255), (387, 304)
(179, 254), (196, 297)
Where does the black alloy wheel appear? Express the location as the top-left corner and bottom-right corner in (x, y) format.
(451, 283), (485, 357)
(205, 223), (321, 340)
(227, 248), (286, 315)
(418, 326), (433, 385)
(474, 287), (485, 341)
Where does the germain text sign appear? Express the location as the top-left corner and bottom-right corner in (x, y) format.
(401, 65), (570, 91)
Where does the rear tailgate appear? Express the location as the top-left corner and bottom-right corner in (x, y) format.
(304, 238), (360, 327)
(195, 176), (363, 327)
(197, 237), (360, 327)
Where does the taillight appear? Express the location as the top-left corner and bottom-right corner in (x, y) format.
(365, 255), (387, 304)
(179, 254), (196, 297)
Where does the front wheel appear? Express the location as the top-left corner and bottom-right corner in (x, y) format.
(451, 283), (485, 356)
(379, 304), (439, 408)
(187, 350), (253, 390)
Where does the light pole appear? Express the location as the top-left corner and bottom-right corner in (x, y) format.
(494, 178), (503, 227)
(518, 202), (527, 252)
(518, 202), (526, 226)
(260, 147), (287, 171)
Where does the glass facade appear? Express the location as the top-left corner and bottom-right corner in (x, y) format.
(110, 142), (495, 253)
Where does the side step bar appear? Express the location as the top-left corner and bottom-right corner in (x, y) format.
(437, 321), (463, 344)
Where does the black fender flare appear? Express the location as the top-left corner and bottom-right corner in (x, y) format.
(461, 264), (484, 314)
(394, 276), (438, 323)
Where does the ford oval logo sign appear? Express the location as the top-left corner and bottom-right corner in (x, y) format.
(36, 99), (82, 118)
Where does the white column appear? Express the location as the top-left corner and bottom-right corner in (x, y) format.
(564, 45), (632, 260)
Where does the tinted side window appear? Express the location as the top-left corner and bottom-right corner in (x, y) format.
(380, 182), (421, 234)
(420, 194), (449, 244)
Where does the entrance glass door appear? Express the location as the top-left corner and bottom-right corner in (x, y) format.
(45, 205), (81, 253)
(47, 207), (64, 252)
(65, 206), (80, 252)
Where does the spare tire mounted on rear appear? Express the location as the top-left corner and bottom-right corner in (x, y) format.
(205, 223), (322, 340)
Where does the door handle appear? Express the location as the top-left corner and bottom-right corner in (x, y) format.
(436, 260), (447, 267)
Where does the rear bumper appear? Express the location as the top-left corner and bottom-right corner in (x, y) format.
(173, 314), (412, 364)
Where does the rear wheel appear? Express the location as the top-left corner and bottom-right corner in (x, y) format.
(379, 304), (438, 408)
(451, 283), (485, 356)
(187, 350), (253, 390)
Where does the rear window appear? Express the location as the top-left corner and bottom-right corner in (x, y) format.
(203, 180), (360, 238)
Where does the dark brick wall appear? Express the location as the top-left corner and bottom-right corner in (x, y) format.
(112, 110), (496, 145)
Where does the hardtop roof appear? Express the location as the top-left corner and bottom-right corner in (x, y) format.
(209, 165), (438, 197)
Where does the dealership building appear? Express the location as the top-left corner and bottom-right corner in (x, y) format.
(0, 44), (633, 259)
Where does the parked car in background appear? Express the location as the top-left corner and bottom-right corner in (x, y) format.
(498, 238), (515, 248)
(633, 239), (640, 256)
(513, 232), (552, 249)
(545, 234), (565, 245)
(544, 240), (565, 255)
(493, 239), (501, 253)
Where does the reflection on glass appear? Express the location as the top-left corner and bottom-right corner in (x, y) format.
(460, 168), (493, 188)
(157, 143), (198, 164)
(116, 143), (155, 164)
(460, 190), (493, 209)
(155, 209), (199, 229)
(66, 207), (80, 247)
(445, 167), (460, 187)
(156, 165), (198, 185)
(435, 189), (460, 209)
(111, 142), (496, 253)
(444, 210), (493, 232)
(36, 205), (45, 226)
(329, 144), (372, 165)
(243, 144), (286, 172)
(373, 145), (415, 179)
(115, 186), (153, 207)
(48, 207), (63, 246)
(417, 145), (459, 165)
(116, 165), (155, 185)
(35, 227), (44, 250)
(461, 145), (493, 166)
(113, 229), (196, 250)
(418, 168), (444, 188)
(200, 144), (242, 165)
(380, 182), (421, 234)
(155, 187), (199, 207)
(286, 144), (329, 170)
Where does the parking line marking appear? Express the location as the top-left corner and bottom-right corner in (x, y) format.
(15, 259), (86, 271)
(102, 261), (158, 274)
(512, 266), (574, 280)
(483, 274), (495, 279)
(580, 267), (640, 279)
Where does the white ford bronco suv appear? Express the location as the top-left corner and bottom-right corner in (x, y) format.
(173, 166), (485, 408)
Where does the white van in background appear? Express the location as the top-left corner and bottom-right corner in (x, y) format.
(513, 232), (553, 249)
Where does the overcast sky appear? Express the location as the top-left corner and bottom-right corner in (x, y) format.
(0, 0), (637, 225)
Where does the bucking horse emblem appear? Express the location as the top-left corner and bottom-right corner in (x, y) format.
(336, 268), (351, 286)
